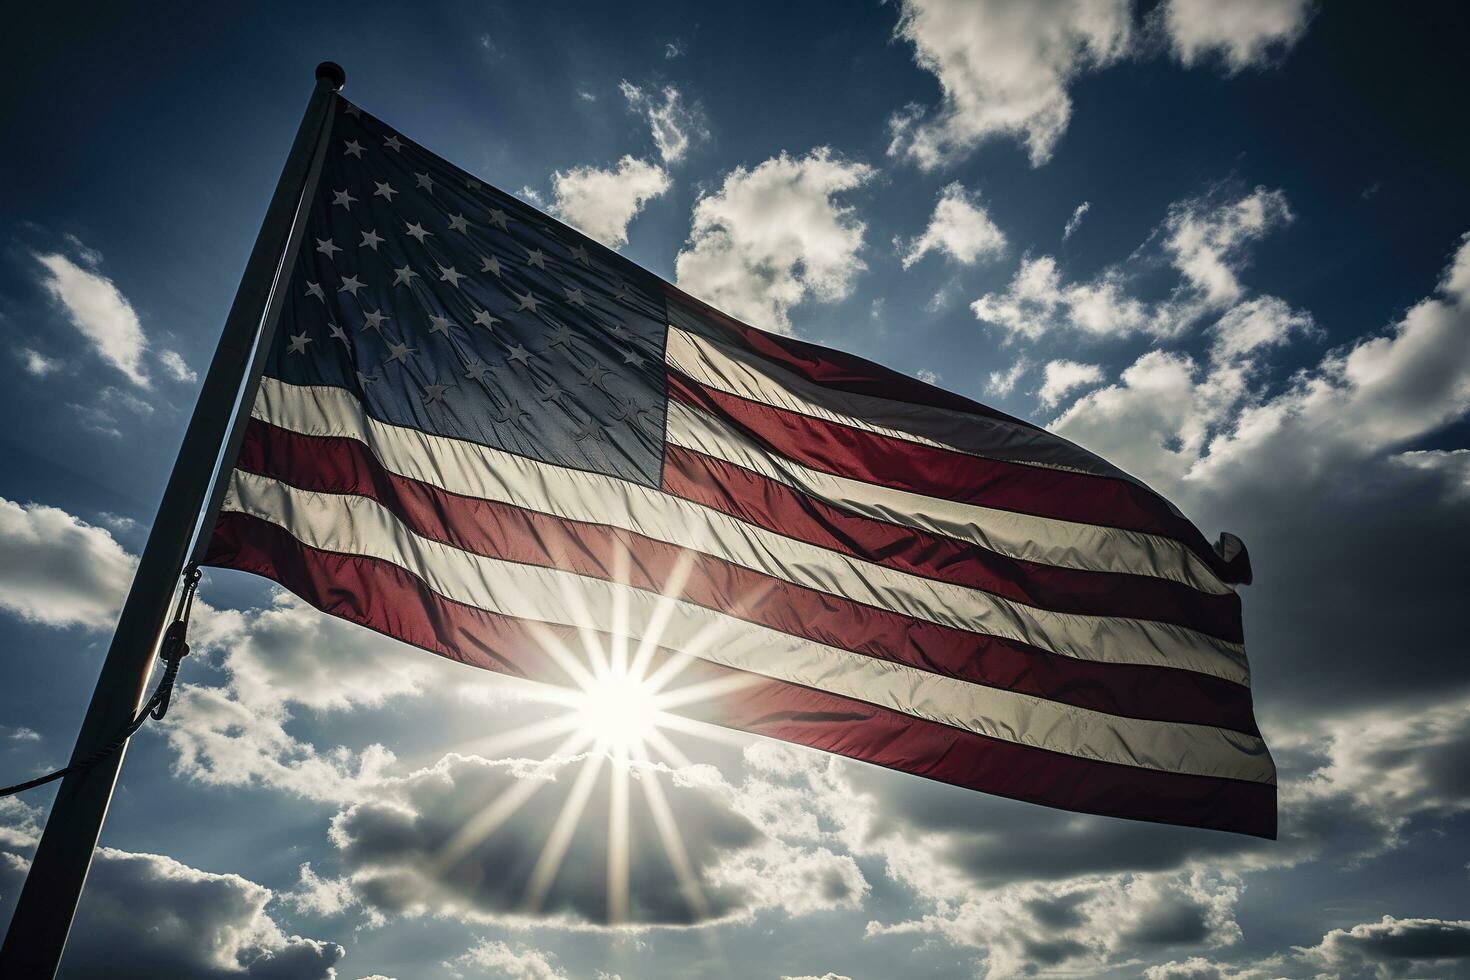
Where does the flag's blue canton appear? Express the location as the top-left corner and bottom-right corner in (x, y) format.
(265, 96), (670, 488)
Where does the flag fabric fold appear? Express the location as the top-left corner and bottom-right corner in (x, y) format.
(204, 95), (1275, 838)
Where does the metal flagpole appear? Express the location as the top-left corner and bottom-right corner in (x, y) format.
(0, 62), (345, 979)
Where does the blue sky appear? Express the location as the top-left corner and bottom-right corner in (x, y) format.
(2, 1), (1470, 978)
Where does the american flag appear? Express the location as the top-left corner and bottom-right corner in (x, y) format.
(204, 95), (1275, 838)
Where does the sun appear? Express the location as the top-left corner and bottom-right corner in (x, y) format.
(573, 666), (662, 751)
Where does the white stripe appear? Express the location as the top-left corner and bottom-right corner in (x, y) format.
(664, 319), (1148, 486)
(221, 468), (1275, 785)
(253, 377), (1250, 686)
(666, 399), (1234, 598)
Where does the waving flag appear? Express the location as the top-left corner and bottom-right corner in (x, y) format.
(203, 96), (1275, 838)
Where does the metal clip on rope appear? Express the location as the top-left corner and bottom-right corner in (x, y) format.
(0, 565), (202, 798)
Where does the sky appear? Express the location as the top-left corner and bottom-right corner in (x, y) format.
(2, 0), (1469, 977)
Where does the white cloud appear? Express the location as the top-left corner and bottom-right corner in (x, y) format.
(1063, 200), (1091, 240)
(914, 368), (941, 385)
(675, 149), (874, 334)
(550, 156), (671, 250)
(889, 0), (1133, 168)
(19, 348), (59, 376)
(1038, 359), (1104, 407)
(985, 356), (1029, 396)
(1394, 448), (1470, 500)
(1161, 0), (1314, 73)
(448, 940), (569, 980)
(620, 81), (706, 165)
(971, 254), (1150, 340)
(158, 348), (197, 383)
(1210, 294), (1316, 360)
(1164, 187), (1293, 309)
(899, 182), (1007, 268)
(7, 726), (40, 742)
(0, 497), (135, 629)
(1296, 915), (1470, 979)
(35, 249), (150, 386)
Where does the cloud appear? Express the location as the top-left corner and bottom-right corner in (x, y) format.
(899, 182), (1007, 269)
(1296, 916), (1470, 979)
(1395, 448), (1470, 500)
(1038, 359), (1104, 407)
(158, 348), (197, 383)
(1063, 200), (1091, 240)
(0, 497), (135, 629)
(0, 805), (342, 980)
(888, 0), (1133, 168)
(985, 356), (1029, 396)
(620, 82), (706, 165)
(675, 149), (874, 334)
(1209, 294), (1316, 360)
(550, 156), (671, 250)
(34, 249), (150, 386)
(1160, 0), (1314, 73)
(19, 348), (60, 376)
(446, 940), (569, 980)
(973, 185), (1297, 341)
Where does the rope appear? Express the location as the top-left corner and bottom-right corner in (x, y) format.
(0, 565), (202, 798)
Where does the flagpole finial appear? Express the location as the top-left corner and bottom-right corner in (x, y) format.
(315, 61), (346, 91)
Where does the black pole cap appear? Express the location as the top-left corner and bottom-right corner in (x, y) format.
(315, 61), (346, 91)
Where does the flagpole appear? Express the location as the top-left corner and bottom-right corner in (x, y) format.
(0, 62), (345, 979)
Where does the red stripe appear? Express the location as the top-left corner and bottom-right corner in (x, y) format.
(667, 369), (1238, 583)
(205, 511), (1276, 838)
(231, 419), (1261, 735)
(662, 441), (1243, 643)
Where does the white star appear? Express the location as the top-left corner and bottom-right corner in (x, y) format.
(467, 177), (482, 190)
(480, 255), (502, 277)
(621, 347), (646, 367)
(487, 208), (509, 230)
(472, 309), (499, 329)
(356, 370), (377, 387)
(572, 419), (605, 442)
(438, 265), (464, 288)
(514, 291), (541, 313)
(491, 399), (530, 425)
(537, 381), (563, 403)
(332, 188), (357, 209)
(464, 359), (489, 381)
(428, 314), (452, 334)
(506, 344), (532, 365)
(423, 382), (452, 403)
(613, 283), (636, 304)
(344, 103), (362, 118)
(337, 274), (366, 296)
(386, 341), (416, 363)
(565, 287), (588, 307)
(328, 323), (349, 344)
(393, 265), (418, 286)
(525, 247), (546, 269)
(362, 309), (389, 331)
(546, 323), (574, 348)
(373, 181), (398, 202)
(608, 322), (633, 340)
(359, 229), (384, 250)
(569, 243), (591, 266)
(305, 281), (325, 301)
(405, 221), (432, 243)
(315, 238), (341, 259)
(287, 333), (312, 354)
(384, 135), (404, 152)
(343, 139), (364, 158)
(415, 172), (434, 192)
(448, 213), (470, 233)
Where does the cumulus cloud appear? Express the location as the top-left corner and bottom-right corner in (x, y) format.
(619, 81), (706, 165)
(0, 497), (135, 629)
(1296, 915), (1470, 979)
(20, 348), (60, 376)
(35, 248), (150, 387)
(985, 357), (1029, 396)
(1160, 0), (1315, 73)
(550, 156), (671, 250)
(973, 185), (1298, 341)
(1037, 359), (1104, 407)
(0, 802), (342, 980)
(888, 0), (1133, 167)
(447, 940), (569, 980)
(899, 182), (1007, 268)
(1209, 294), (1316, 360)
(675, 149), (874, 333)
(325, 751), (863, 930)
